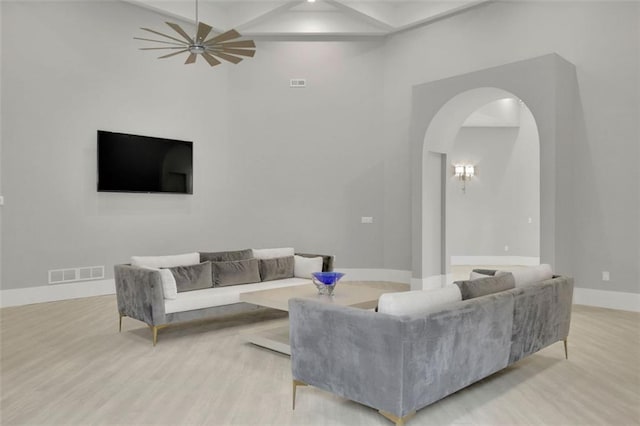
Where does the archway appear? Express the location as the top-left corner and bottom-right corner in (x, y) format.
(409, 54), (579, 290)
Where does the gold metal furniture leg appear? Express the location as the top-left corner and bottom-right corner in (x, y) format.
(292, 380), (307, 410)
(119, 314), (124, 332)
(152, 326), (159, 346)
(564, 338), (568, 360)
(379, 410), (416, 426)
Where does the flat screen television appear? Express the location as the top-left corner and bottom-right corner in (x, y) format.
(97, 130), (193, 194)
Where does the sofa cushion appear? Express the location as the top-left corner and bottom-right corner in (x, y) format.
(259, 256), (295, 282)
(252, 247), (295, 259)
(200, 249), (253, 263)
(377, 285), (462, 316)
(131, 252), (199, 269)
(455, 273), (516, 300)
(470, 270), (510, 280)
(140, 267), (178, 300)
(167, 262), (213, 293)
(294, 255), (324, 279)
(497, 264), (553, 287)
(212, 258), (261, 287)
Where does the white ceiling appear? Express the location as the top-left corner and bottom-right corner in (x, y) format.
(125, 0), (490, 37)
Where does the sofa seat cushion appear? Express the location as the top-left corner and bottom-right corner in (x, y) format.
(164, 278), (312, 314)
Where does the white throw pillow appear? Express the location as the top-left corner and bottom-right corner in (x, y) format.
(252, 247), (295, 260)
(140, 267), (178, 300)
(377, 285), (462, 316)
(294, 255), (323, 279)
(497, 264), (553, 287)
(131, 252), (200, 269)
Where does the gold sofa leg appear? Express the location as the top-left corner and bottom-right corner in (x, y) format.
(379, 410), (416, 426)
(292, 380), (307, 410)
(119, 314), (124, 332)
(564, 338), (568, 360)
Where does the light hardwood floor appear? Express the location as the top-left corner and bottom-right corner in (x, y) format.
(1, 281), (639, 425)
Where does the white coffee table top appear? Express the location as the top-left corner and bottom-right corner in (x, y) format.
(239, 282), (391, 312)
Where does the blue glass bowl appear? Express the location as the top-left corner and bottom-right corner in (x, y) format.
(311, 272), (345, 296)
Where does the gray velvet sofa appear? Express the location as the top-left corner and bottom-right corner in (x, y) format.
(289, 275), (573, 425)
(115, 250), (333, 345)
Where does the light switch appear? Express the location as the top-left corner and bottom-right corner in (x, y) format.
(361, 217), (374, 224)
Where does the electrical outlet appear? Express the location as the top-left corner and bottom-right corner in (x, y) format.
(602, 271), (610, 281)
(361, 216), (374, 224)
(504, 245), (509, 252)
(528, 217), (532, 224)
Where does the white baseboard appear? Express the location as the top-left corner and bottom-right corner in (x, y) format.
(1, 270), (638, 313)
(0, 279), (115, 308)
(337, 268), (411, 284)
(573, 287), (640, 312)
(451, 256), (540, 266)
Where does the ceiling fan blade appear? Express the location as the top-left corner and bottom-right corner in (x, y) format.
(185, 53), (197, 64)
(196, 22), (213, 43)
(166, 22), (194, 44)
(158, 49), (189, 59)
(217, 40), (255, 49)
(203, 29), (241, 45)
(202, 52), (222, 67)
(140, 47), (187, 50)
(210, 47), (255, 58)
(140, 27), (188, 45)
(134, 37), (185, 46)
(209, 51), (243, 64)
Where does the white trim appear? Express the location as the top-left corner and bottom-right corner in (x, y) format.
(0, 279), (115, 308)
(336, 268), (411, 284)
(573, 288), (640, 312)
(1, 271), (638, 313)
(451, 256), (540, 266)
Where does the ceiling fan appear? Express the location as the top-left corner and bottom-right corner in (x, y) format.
(134, 0), (256, 67)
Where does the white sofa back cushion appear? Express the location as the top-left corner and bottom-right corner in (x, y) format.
(139, 267), (178, 300)
(498, 264), (553, 287)
(294, 255), (323, 279)
(131, 252), (200, 269)
(252, 247), (295, 259)
(378, 284), (462, 316)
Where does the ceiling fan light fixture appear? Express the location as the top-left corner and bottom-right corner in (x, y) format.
(189, 45), (205, 54)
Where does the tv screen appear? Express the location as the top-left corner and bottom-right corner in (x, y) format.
(97, 131), (193, 194)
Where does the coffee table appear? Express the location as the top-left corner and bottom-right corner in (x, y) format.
(239, 282), (393, 355)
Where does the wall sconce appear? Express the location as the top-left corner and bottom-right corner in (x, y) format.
(453, 164), (475, 193)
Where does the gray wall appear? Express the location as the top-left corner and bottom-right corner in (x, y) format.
(448, 107), (540, 258)
(1, 1), (638, 295)
(386, 1), (638, 293)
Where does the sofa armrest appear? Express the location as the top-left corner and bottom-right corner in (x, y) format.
(114, 264), (167, 327)
(295, 253), (334, 272)
(289, 298), (405, 416)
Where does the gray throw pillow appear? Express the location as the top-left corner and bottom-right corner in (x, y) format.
(212, 258), (260, 287)
(259, 256), (294, 282)
(200, 249), (253, 263)
(167, 262), (213, 293)
(454, 273), (515, 300)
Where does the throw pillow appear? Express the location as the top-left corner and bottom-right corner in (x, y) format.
(377, 285), (462, 316)
(140, 266), (178, 300)
(294, 255), (323, 279)
(212, 258), (261, 287)
(497, 264), (553, 287)
(259, 256), (295, 282)
(469, 270), (510, 280)
(166, 262), (213, 293)
(200, 249), (253, 263)
(454, 273), (516, 300)
(131, 252), (200, 269)
(252, 247), (295, 260)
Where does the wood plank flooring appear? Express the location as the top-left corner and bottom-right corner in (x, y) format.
(1, 281), (639, 425)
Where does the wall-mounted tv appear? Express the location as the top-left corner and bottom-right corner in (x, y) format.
(97, 130), (193, 194)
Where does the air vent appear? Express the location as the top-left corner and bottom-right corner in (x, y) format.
(49, 265), (105, 284)
(290, 78), (306, 88)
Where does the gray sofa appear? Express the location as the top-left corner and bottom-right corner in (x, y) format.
(289, 275), (573, 425)
(115, 250), (333, 345)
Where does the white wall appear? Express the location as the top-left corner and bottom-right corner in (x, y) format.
(0, 1), (386, 289)
(385, 1), (639, 293)
(448, 104), (540, 259)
